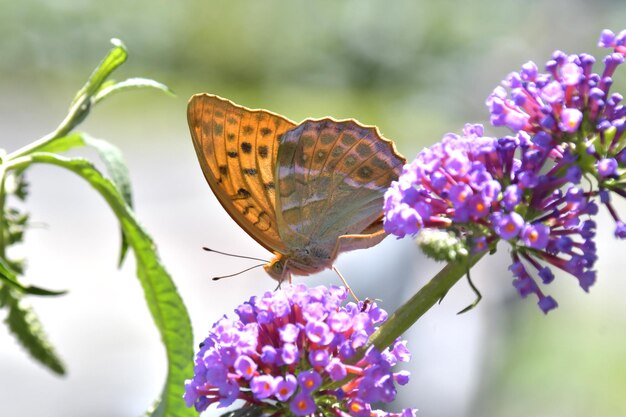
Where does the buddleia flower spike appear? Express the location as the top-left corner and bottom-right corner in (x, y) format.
(184, 284), (417, 417)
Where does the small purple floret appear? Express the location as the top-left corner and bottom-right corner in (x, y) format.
(290, 392), (316, 416)
(495, 212), (525, 240)
(521, 224), (550, 249)
(275, 374), (297, 401)
(597, 158), (618, 177)
(250, 375), (276, 399)
(298, 370), (322, 393)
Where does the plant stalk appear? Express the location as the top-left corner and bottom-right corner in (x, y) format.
(323, 251), (486, 391)
(366, 252), (486, 352)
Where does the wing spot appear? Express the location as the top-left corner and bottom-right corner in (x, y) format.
(227, 151), (238, 158)
(341, 134), (357, 146)
(218, 165), (228, 175)
(242, 168), (257, 175)
(315, 150), (327, 162)
(214, 123), (223, 135)
(243, 125), (254, 135)
(260, 127), (273, 136)
(241, 142), (253, 154)
(356, 143), (372, 157)
(320, 134), (335, 145)
(345, 155), (357, 166)
(227, 117), (237, 125)
(236, 188), (251, 199)
(357, 166), (374, 180)
(280, 141), (297, 157)
(372, 157), (390, 170)
(242, 204), (254, 215)
(258, 145), (269, 158)
(215, 110), (224, 117)
(301, 135), (316, 148)
(227, 133), (236, 141)
(202, 123), (212, 136)
(264, 181), (275, 190)
(331, 146), (344, 158)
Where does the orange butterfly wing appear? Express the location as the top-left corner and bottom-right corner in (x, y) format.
(187, 94), (297, 254)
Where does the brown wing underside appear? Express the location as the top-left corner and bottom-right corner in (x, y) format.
(187, 94), (297, 253)
(276, 118), (406, 252)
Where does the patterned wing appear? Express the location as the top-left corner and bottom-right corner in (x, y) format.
(188, 94), (297, 253)
(275, 119), (405, 251)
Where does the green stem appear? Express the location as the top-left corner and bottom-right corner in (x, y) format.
(324, 251), (486, 390)
(366, 252), (485, 351)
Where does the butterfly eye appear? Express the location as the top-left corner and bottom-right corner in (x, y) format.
(264, 257), (287, 281)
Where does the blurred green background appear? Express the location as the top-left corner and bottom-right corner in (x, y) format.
(1, 1), (625, 416)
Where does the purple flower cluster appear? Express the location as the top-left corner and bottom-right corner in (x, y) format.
(385, 29), (626, 313)
(487, 29), (626, 238)
(384, 124), (597, 313)
(184, 284), (416, 417)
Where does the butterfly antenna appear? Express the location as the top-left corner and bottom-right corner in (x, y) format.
(202, 247), (269, 263)
(332, 265), (359, 302)
(212, 263), (265, 281)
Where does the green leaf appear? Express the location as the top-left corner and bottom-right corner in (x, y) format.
(33, 133), (132, 206)
(71, 38), (128, 107)
(82, 135), (133, 266)
(0, 285), (66, 375)
(0, 256), (67, 296)
(82, 135), (133, 207)
(94, 77), (175, 104)
(32, 132), (133, 265)
(22, 152), (194, 417)
(31, 132), (87, 154)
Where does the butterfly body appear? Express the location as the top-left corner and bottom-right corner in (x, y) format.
(188, 94), (405, 282)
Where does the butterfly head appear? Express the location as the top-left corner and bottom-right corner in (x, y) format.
(264, 253), (289, 282)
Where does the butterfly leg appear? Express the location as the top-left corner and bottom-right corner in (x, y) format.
(273, 272), (292, 290)
(333, 224), (387, 255)
(331, 265), (359, 302)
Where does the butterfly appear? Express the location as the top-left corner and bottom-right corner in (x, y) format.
(187, 94), (406, 282)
